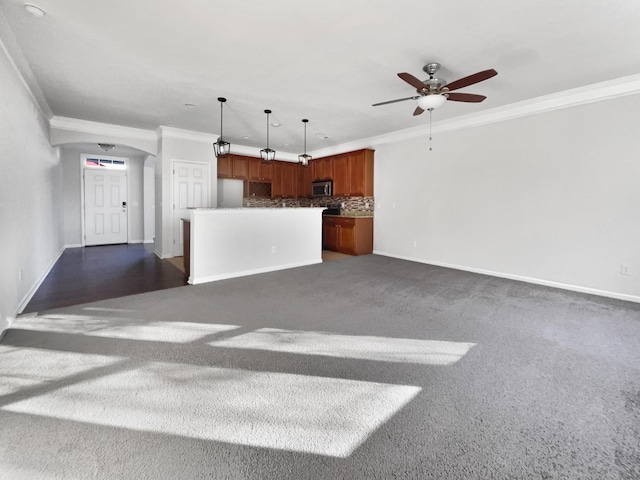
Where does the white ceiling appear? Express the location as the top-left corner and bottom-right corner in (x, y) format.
(2, 0), (640, 155)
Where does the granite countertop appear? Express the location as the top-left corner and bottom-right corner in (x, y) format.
(324, 212), (374, 218)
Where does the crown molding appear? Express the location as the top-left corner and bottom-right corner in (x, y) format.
(157, 126), (218, 143)
(50, 116), (157, 141)
(0, 14), (52, 120)
(229, 143), (299, 162)
(309, 73), (640, 158)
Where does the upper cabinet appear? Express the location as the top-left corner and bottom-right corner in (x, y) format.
(298, 163), (312, 198)
(332, 149), (374, 197)
(218, 149), (374, 199)
(217, 156), (232, 178)
(311, 156), (333, 181)
(248, 157), (273, 182)
(272, 161), (298, 198)
(217, 154), (251, 180)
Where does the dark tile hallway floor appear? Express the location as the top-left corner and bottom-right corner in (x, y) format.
(23, 244), (187, 313)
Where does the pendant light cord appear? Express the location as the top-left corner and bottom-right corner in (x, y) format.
(304, 121), (307, 155)
(266, 112), (270, 149)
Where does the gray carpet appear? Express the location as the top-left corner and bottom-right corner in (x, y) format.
(1, 255), (639, 479)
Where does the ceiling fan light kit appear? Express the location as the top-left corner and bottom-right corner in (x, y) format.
(260, 109), (276, 163)
(213, 97), (231, 158)
(373, 62), (497, 149)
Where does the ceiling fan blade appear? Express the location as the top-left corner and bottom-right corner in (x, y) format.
(398, 72), (426, 90)
(446, 69), (497, 92)
(446, 92), (487, 103)
(413, 106), (424, 116)
(372, 96), (420, 107)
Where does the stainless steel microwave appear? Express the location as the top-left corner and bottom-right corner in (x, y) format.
(312, 179), (332, 197)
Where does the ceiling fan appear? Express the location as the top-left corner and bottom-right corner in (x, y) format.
(373, 63), (498, 116)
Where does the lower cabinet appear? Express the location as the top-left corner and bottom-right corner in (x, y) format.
(322, 216), (373, 256)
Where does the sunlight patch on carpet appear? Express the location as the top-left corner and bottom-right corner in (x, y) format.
(14, 315), (240, 343)
(0, 347), (123, 396)
(210, 328), (476, 365)
(3, 362), (421, 457)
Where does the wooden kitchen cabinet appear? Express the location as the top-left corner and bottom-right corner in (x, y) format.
(231, 155), (249, 179)
(217, 154), (251, 180)
(272, 161), (297, 198)
(312, 156), (333, 181)
(332, 149), (374, 197)
(248, 157), (273, 181)
(217, 156), (232, 178)
(298, 163), (312, 198)
(322, 216), (373, 255)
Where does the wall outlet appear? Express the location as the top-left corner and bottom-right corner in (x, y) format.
(621, 263), (631, 276)
(392, 202), (396, 209)
(365, 202), (369, 208)
(413, 240), (417, 248)
(18, 269), (22, 282)
(271, 246), (277, 254)
(341, 202), (345, 208)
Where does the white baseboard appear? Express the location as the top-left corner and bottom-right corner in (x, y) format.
(189, 259), (323, 285)
(128, 239), (144, 244)
(64, 243), (83, 249)
(16, 246), (66, 314)
(153, 249), (172, 259)
(373, 250), (640, 304)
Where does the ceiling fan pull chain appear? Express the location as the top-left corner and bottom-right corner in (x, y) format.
(429, 108), (433, 151)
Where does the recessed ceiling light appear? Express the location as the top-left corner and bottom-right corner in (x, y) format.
(283, 143), (291, 146)
(315, 133), (330, 139)
(184, 103), (196, 108)
(242, 135), (250, 139)
(24, 4), (45, 17)
(270, 123), (281, 127)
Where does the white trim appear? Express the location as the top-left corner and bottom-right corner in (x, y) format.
(229, 143), (300, 162)
(373, 251), (640, 305)
(158, 126), (217, 143)
(309, 74), (640, 158)
(51, 116), (157, 141)
(64, 243), (83, 249)
(154, 249), (172, 259)
(0, 15), (52, 120)
(16, 247), (66, 314)
(188, 260), (323, 285)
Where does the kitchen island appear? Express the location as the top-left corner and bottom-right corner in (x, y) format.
(187, 208), (324, 285)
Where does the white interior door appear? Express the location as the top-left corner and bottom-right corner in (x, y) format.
(84, 170), (128, 245)
(173, 161), (209, 256)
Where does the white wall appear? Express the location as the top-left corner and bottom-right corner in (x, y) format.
(0, 42), (64, 333)
(374, 94), (640, 301)
(190, 208), (323, 284)
(143, 155), (155, 243)
(217, 179), (244, 208)
(61, 149), (82, 246)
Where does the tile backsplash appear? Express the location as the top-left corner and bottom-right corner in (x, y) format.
(243, 196), (374, 212)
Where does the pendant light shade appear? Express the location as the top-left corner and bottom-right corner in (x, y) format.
(260, 109), (276, 163)
(213, 97), (231, 157)
(298, 119), (311, 167)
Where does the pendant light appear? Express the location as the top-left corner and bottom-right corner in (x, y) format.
(260, 109), (276, 163)
(213, 97), (230, 157)
(298, 119), (311, 167)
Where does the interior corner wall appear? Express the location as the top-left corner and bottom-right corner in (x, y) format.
(61, 148), (82, 246)
(0, 45), (64, 334)
(155, 134), (217, 258)
(373, 94), (640, 301)
(143, 155), (156, 243)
